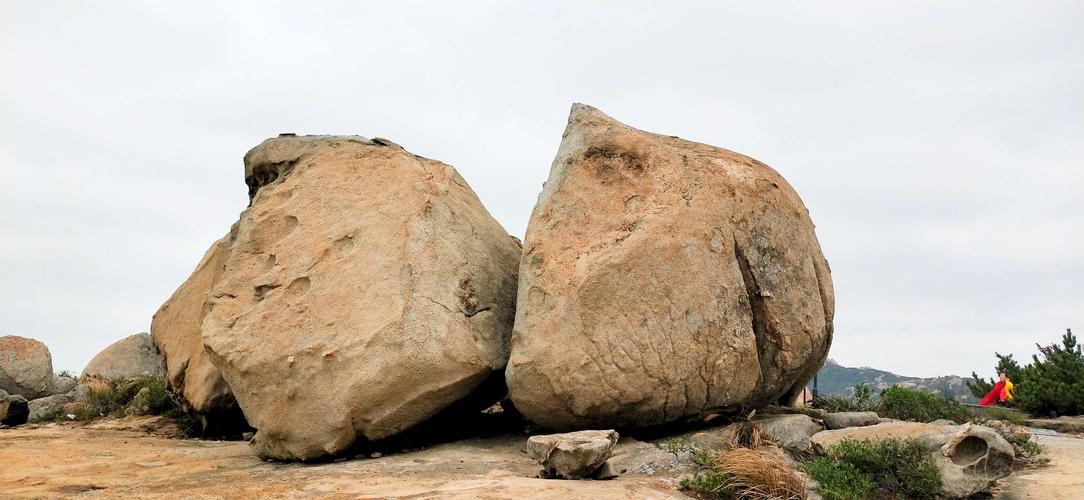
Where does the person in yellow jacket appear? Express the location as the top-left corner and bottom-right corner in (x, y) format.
(999, 372), (1015, 403)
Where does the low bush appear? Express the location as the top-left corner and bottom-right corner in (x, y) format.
(811, 383), (877, 412)
(807, 438), (941, 499)
(76, 376), (177, 420)
(877, 386), (970, 424)
(805, 458), (875, 500)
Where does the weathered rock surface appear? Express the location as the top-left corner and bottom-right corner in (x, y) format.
(52, 375), (77, 395)
(821, 411), (880, 430)
(201, 135), (521, 460)
(1, 394), (29, 426)
(758, 413), (824, 453)
(151, 235), (244, 430)
(82, 333), (165, 381)
(0, 336), (54, 399)
(1026, 416), (1084, 435)
(527, 430), (619, 479)
(506, 104), (834, 429)
(28, 393), (71, 422)
(811, 421), (1014, 498)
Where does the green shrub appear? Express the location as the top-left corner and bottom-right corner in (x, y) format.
(811, 438), (942, 499)
(878, 386), (970, 423)
(805, 458), (875, 500)
(76, 376), (178, 420)
(812, 382), (877, 413)
(973, 406), (1027, 426)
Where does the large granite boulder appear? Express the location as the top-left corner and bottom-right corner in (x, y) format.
(811, 421), (1014, 498)
(201, 135), (521, 460)
(506, 104), (834, 429)
(151, 235), (246, 432)
(0, 335), (54, 399)
(81, 333), (165, 381)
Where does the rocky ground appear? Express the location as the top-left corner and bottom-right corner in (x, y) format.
(0, 417), (690, 499)
(4, 415), (1083, 499)
(995, 432), (1084, 499)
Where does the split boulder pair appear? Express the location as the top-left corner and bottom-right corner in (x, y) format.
(152, 104), (834, 460)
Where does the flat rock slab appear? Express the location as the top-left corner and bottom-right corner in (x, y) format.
(822, 411), (880, 430)
(0, 420), (685, 499)
(527, 430), (619, 479)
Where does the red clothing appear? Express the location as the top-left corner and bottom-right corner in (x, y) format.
(979, 380), (1006, 406)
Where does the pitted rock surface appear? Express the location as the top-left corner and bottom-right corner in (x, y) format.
(202, 135), (521, 460)
(506, 104), (834, 429)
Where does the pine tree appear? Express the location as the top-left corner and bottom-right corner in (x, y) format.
(1013, 329), (1084, 416)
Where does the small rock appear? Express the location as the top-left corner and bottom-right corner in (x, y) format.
(757, 413), (825, 453)
(370, 452), (382, 458)
(242, 432), (255, 441)
(527, 430), (619, 480)
(687, 432), (728, 452)
(822, 411), (880, 430)
(28, 393), (71, 422)
(124, 387), (153, 416)
(69, 384), (91, 403)
(0, 394), (30, 426)
(52, 375), (77, 395)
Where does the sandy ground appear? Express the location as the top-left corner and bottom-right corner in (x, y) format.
(995, 433), (1084, 500)
(0, 417), (689, 499)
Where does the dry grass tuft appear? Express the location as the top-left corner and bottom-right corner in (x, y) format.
(717, 410), (766, 450)
(715, 447), (807, 500)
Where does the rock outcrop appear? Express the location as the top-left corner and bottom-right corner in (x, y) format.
(527, 430), (620, 479)
(0, 336), (54, 399)
(151, 235), (245, 432)
(506, 104), (834, 429)
(82, 333), (165, 381)
(201, 135), (521, 460)
(811, 421), (1014, 498)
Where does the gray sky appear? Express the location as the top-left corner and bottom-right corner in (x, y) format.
(2, 1), (1081, 379)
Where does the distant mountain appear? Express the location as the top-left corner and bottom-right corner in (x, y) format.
(808, 359), (977, 403)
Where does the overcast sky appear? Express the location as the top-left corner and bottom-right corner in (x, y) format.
(2, 1), (1081, 379)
